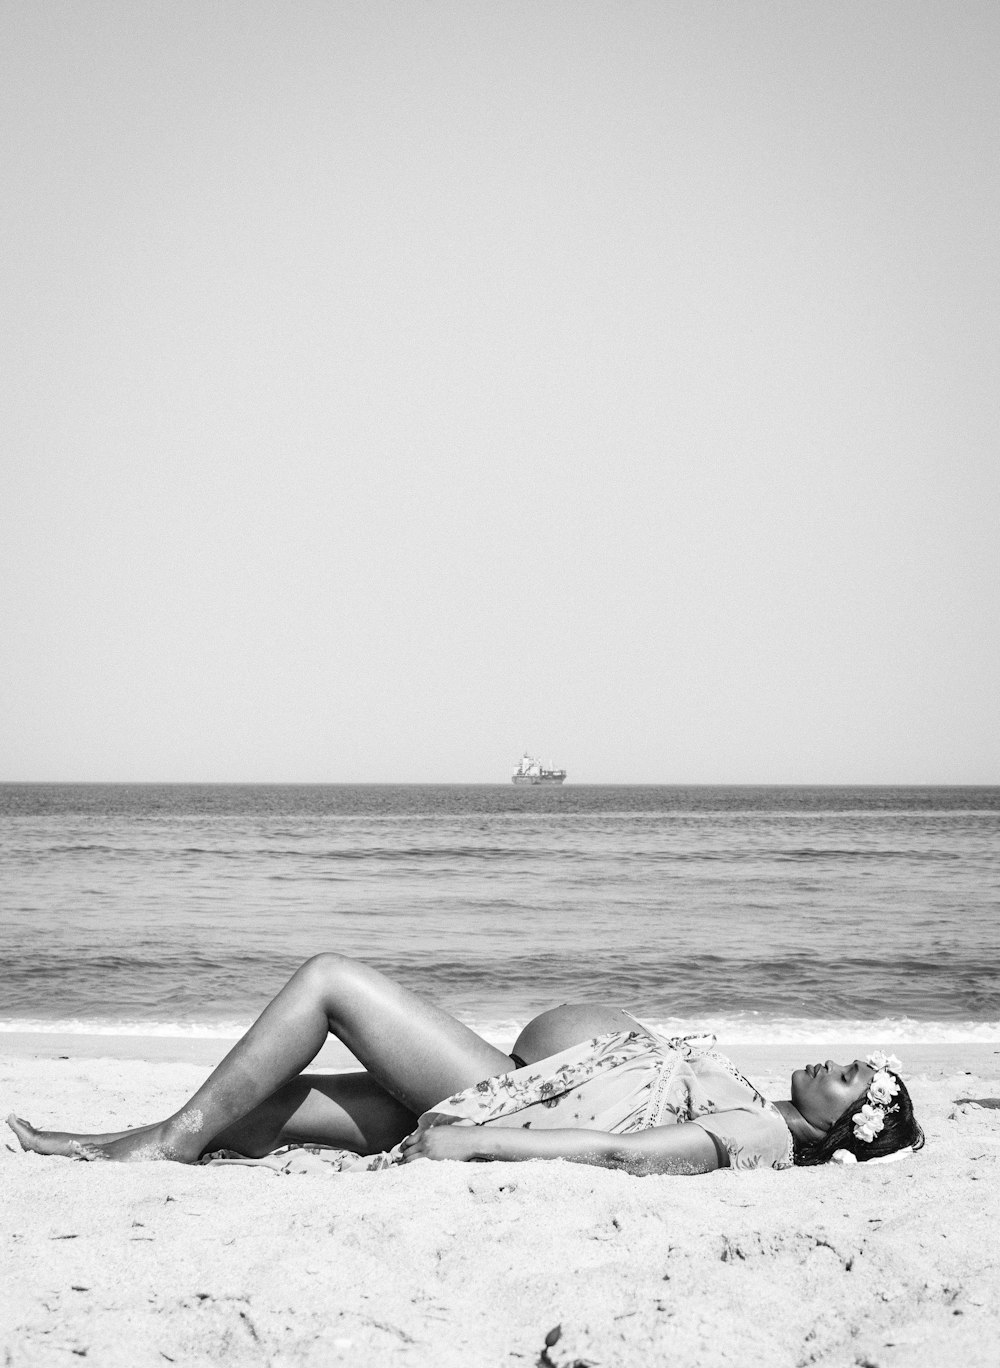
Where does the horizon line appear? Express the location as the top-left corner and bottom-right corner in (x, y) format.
(2, 779), (999, 789)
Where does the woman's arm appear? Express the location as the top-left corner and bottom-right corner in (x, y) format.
(399, 1122), (723, 1175)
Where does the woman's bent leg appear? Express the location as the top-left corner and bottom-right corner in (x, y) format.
(32, 954), (514, 1163)
(8, 1071), (413, 1160)
(210, 1071), (417, 1158)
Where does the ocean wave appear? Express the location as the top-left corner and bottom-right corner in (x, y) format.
(626, 1015), (1000, 1044)
(0, 1018), (257, 1039)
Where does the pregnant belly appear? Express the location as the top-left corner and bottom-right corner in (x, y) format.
(510, 1003), (644, 1065)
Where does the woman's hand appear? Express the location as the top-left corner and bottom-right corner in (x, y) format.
(398, 1124), (486, 1164)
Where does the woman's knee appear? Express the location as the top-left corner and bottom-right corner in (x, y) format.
(296, 952), (355, 991)
(292, 952), (402, 1030)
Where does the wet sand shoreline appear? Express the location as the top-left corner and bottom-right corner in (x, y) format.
(1, 1029), (996, 1078)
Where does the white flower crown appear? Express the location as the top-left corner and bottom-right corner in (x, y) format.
(851, 1050), (903, 1143)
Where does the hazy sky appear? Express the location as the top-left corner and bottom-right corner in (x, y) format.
(2, 1), (998, 783)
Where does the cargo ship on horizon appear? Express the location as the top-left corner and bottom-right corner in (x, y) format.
(511, 752), (567, 785)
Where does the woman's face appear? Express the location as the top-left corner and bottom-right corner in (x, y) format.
(791, 1059), (874, 1131)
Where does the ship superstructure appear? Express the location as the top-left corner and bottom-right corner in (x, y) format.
(511, 752), (567, 785)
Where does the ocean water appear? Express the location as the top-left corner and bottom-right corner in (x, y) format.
(1, 784), (998, 1045)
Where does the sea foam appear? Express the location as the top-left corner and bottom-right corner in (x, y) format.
(2, 1014), (999, 1045)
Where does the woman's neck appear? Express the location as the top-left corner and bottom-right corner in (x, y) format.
(772, 1099), (826, 1145)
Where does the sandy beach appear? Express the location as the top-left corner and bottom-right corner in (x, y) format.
(3, 1038), (999, 1367)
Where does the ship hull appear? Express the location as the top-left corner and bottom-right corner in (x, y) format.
(511, 774), (566, 785)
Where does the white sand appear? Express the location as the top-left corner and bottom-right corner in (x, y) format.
(3, 1040), (999, 1367)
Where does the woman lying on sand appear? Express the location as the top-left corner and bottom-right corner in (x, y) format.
(7, 954), (923, 1174)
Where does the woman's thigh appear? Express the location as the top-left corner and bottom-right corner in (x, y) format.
(302, 954), (518, 1116)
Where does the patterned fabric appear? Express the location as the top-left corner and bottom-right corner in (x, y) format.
(203, 1026), (793, 1174)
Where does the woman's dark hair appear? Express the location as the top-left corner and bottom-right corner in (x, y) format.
(793, 1072), (925, 1167)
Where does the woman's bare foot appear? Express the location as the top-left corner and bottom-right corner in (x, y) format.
(6, 1113), (153, 1157)
(6, 1111), (203, 1163)
(67, 1109), (208, 1163)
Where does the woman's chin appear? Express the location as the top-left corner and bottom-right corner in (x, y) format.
(789, 1067), (809, 1104)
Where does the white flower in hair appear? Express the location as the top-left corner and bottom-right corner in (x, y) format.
(866, 1050), (903, 1074)
(853, 1103), (885, 1144)
(868, 1071), (900, 1106)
